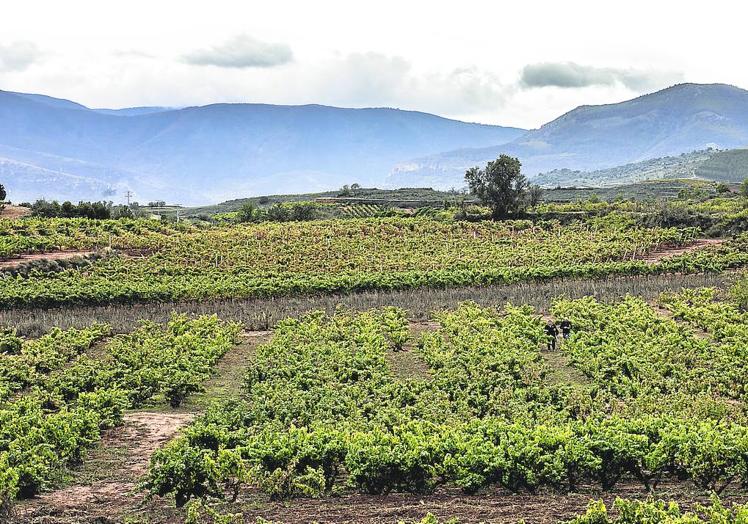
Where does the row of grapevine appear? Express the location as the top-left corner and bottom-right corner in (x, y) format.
(0, 324), (110, 401)
(552, 294), (748, 403)
(3, 220), (745, 309)
(0, 217), (190, 259)
(145, 302), (748, 507)
(0, 315), (240, 513)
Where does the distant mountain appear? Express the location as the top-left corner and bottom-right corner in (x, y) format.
(389, 83), (748, 188)
(92, 107), (174, 116)
(530, 147), (748, 188)
(0, 90), (524, 204)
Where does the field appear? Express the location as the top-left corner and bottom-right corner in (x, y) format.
(3, 215), (747, 310)
(4, 193), (748, 523)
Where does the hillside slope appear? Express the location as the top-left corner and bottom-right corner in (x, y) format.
(533, 148), (748, 188)
(0, 91), (524, 204)
(390, 83), (748, 188)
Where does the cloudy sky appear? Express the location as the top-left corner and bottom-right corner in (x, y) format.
(0, 0), (745, 128)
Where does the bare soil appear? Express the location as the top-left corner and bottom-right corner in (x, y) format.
(12, 331), (273, 524)
(14, 412), (194, 523)
(385, 321), (438, 381)
(0, 205), (32, 220)
(0, 250), (95, 269)
(141, 481), (748, 524)
(640, 238), (724, 263)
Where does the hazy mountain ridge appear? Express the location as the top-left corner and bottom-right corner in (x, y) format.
(4, 83), (748, 204)
(0, 91), (524, 204)
(389, 83), (748, 189)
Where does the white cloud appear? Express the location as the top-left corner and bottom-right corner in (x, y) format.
(182, 35), (293, 69)
(1, 0), (744, 127)
(296, 53), (508, 123)
(0, 41), (41, 72)
(520, 62), (683, 91)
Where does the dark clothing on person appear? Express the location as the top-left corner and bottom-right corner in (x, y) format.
(559, 319), (572, 339)
(544, 322), (559, 351)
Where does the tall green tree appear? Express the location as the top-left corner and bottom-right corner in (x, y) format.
(465, 155), (529, 219)
(0, 183), (6, 202)
(740, 179), (748, 198)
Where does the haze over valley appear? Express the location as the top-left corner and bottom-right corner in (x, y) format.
(3, 83), (748, 204)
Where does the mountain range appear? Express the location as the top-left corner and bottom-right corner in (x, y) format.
(532, 148), (748, 188)
(388, 83), (748, 188)
(2, 83), (748, 204)
(0, 91), (522, 204)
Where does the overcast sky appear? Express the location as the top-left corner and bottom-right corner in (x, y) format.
(0, 0), (745, 128)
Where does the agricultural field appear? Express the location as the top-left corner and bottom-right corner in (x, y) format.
(3, 214), (747, 309)
(4, 194), (748, 523)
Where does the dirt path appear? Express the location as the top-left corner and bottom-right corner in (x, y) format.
(0, 204), (31, 220)
(13, 331), (272, 523)
(385, 321), (439, 381)
(15, 412), (194, 522)
(181, 330), (271, 411)
(539, 315), (589, 385)
(652, 303), (712, 340)
(640, 238), (724, 263)
(0, 250), (95, 269)
(143, 481), (747, 524)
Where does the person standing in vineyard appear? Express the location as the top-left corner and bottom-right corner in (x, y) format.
(544, 321), (559, 351)
(559, 319), (572, 340)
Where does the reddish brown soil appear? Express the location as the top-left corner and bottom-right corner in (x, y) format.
(0, 205), (32, 220)
(12, 331), (273, 524)
(640, 238), (724, 263)
(0, 250), (95, 269)
(15, 412), (194, 523)
(138, 482), (748, 524)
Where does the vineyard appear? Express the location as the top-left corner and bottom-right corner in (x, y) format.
(0, 315), (240, 515)
(4, 203), (748, 523)
(3, 216), (745, 309)
(0, 217), (191, 259)
(137, 290), (748, 518)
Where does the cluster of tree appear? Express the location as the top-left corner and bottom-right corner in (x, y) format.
(238, 201), (318, 223)
(338, 183), (361, 197)
(465, 155), (542, 219)
(30, 200), (137, 220)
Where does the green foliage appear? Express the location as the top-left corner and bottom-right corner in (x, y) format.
(184, 499), (243, 524)
(31, 199), (113, 219)
(567, 496), (748, 524)
(3, 217), (733, 309)
(465, 155), (529, 219)
(146, 298), (748, 506)
(0, 315), (240, 508)
(238, 202), (260, 223)
(730, 273), (748, 310)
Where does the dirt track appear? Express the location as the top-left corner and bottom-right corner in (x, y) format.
(640, 238), (724, 263)
(15, 412), (194, 523)
(0, 205), (31, 220)
(0, 250), (95, 269)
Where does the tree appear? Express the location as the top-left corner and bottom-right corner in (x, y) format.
(465, 155), (529, 219)
(740, 179), (748, 198)
(715, 183), (730, 194)
(238, 202), (260, 223)
(0, 183), (6, 202)
(290, 202), (317, 221)
(529, 185), (543, 210)
(266, 203), (291, 222)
